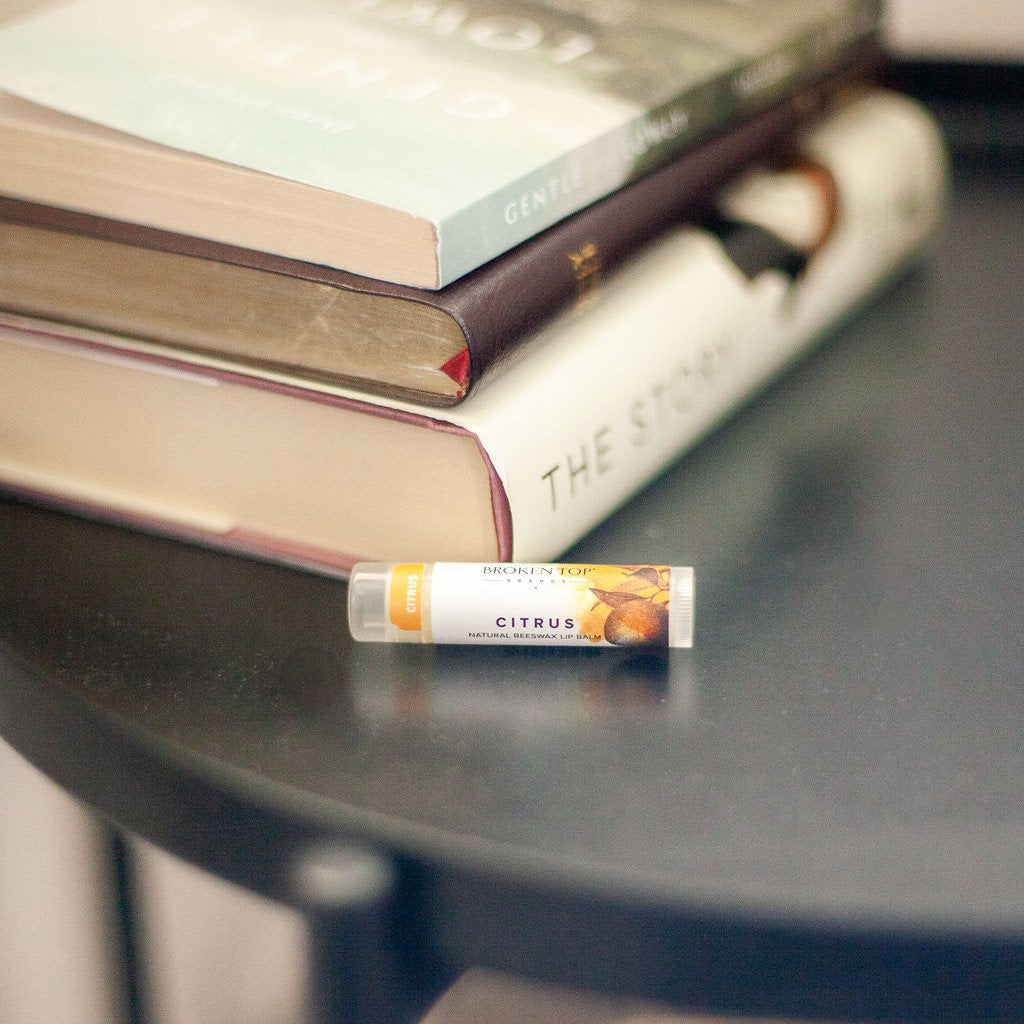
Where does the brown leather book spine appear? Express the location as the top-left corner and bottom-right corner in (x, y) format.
(442, 40), (884, 392)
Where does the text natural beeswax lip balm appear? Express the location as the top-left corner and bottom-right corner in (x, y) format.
(348, 563), (694, 647)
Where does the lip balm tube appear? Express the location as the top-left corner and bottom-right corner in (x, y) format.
(348, 563), (694, 648)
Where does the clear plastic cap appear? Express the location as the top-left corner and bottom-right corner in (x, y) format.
(668, 565), (695, 648)
(348, 563), (391, 643)
(348, 562), (428, 643)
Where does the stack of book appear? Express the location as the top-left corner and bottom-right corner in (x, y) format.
(0, 0), (949, 576)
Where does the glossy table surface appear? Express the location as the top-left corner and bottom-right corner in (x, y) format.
(2, 152), (1022, 1021)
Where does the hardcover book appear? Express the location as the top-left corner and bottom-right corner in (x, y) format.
(0, 48), (880, 406)
(0, 92), (949, 574)
(0, 0), (881, 287)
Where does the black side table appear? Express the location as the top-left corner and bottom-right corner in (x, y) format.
(2, 102), (1023, 1024)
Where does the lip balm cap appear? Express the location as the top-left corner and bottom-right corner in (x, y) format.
(669, 566), (695, 648)
(347, 563), (391, 643)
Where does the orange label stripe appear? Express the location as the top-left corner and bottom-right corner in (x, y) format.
(389, 563), (425, 631)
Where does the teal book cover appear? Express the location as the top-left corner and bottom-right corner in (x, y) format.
(0, 0), (879, 285)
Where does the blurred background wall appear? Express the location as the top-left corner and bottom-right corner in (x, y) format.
(886, 0), (1024, 59)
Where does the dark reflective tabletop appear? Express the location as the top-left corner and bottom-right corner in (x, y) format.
(2, 155), (1022, 1021)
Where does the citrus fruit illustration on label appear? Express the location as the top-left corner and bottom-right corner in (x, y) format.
(577, 565), (671, 645)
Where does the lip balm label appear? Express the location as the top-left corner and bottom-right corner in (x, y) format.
(351, 561), (694, 647)
(388, 562), (425, 632)
(428, 562), (675, 647)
